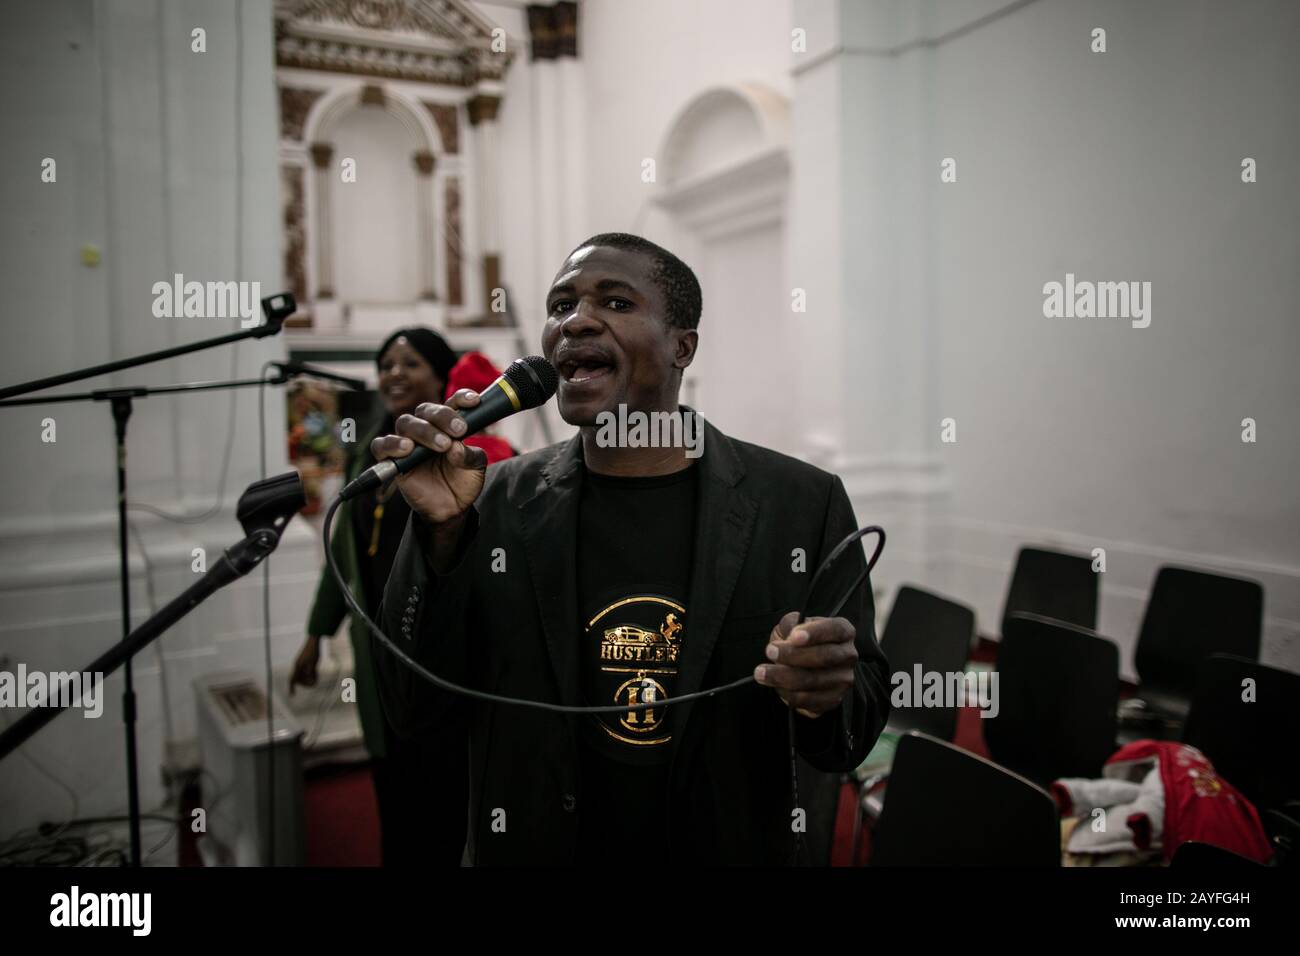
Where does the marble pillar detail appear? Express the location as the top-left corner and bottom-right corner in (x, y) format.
(413, 150), (438, 301)
(444, 177), (463, 307)
(309, 142), (335, 299)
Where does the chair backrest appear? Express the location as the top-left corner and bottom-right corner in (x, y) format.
(1170, 840), (1264, 868)
(1001, 547), (1098, 636)
(880, 585), (976, 740)
(872, 732), (1060, 866)
(983, 612), (1120, 786)
(1135, 566), (1263, 697)
(1182, 653), (1300, 814)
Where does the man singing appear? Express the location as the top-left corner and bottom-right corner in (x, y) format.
(372, 233), (890, 865)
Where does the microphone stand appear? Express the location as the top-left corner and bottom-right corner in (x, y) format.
(0, 293), (303, 866)
(0, 473), (306, 760)
(0, 291), (296, 402)
(0, 365), (367, 409)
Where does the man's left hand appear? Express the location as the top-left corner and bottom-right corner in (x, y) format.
(754, 612), (858, 718)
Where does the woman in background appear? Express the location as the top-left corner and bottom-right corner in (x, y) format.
(291, 327), (469, 867)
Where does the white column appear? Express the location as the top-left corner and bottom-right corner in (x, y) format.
(470, 96), (500, 255)
(556, 56), (588, 249)
(413, 149), (437, 300)
(790, 0), (945, 596)
(468, 91), (503, 312)
(531, 62), (562, 301)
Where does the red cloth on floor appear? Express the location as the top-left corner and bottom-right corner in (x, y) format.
(1107, 741), (1272, 864)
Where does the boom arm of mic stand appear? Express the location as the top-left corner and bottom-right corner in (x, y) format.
(0, 291), (297, 401)
(0, 471), (305, 762)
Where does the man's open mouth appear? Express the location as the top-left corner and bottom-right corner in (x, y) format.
(557, 351), (616, 385)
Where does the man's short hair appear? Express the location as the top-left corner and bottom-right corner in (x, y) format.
(570, 233), (702, 331)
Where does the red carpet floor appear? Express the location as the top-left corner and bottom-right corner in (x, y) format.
(303, 763), (381, 867)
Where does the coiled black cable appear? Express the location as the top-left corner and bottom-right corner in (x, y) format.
(323, 491), (884, 861)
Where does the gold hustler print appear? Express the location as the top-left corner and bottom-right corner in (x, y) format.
(586, 596), (685, 747)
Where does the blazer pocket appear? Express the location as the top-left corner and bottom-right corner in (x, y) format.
(717, 610), (783, 686)
(719, 609), (784, 645)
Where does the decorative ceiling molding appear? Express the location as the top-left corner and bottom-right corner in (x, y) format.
(275, 0), (515, 86)
(465, 93), (500, 126)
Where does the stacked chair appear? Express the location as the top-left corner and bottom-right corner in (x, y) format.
(1181, 653), (1300, 864)
(1001, 546), (1098, 634)
(852, 549), (1288, 868)
(1129, 567), (1263, 725)
(879, 585), (976, 741)
(983, 612), (1120, 788)
(871, 732), (1060, 866)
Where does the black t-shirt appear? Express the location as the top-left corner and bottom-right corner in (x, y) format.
(575, 462), (697, 862)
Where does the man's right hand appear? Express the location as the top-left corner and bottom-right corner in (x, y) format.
(370, 389), (488, 527)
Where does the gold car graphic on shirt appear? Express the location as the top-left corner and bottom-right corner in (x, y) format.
(599, 614), (681, 665)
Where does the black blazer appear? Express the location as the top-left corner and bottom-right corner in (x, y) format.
(375, 417), (890, 864)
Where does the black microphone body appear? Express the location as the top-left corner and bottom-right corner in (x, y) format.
(340, 355), (557, 501)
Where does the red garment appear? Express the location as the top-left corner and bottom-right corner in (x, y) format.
(445, 351), (502, 397)
(445, 351), (516, 465)
(1106, 741), (1272, 864)
(464, 433), (515, 465)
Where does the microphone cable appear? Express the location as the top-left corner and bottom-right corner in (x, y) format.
(323, 490), (885, 861)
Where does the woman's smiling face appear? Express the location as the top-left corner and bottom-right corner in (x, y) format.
(377, 337), (444, 417)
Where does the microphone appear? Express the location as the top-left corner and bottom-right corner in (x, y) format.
(340, 355), (558, 501)
(271, 361), (367, 391)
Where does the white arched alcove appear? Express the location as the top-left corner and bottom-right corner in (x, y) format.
(653, 84), (793, 453)
(301, 85), (447, 331)
(331, 107), (421, 304)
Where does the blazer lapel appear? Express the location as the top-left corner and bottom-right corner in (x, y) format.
(516, 435), (585, 708)
(669, 418), (757, 741)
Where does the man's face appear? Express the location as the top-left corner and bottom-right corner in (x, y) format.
(542, 244), (696, 427)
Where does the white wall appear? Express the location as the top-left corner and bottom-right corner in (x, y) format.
(796, 0), (1300, 674)
(0, 0), (319, 838)
(925, 0), (1300, 673)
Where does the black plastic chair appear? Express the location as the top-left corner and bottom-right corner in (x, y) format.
(983, 612), (1120, 787)
(1133, 567), (1263, 721)
(1170, 840), (1264, 868)
(1182, 654), (1300, 817)
(880, 585), (976, 741)
(1001, 546), (1098, 636)
(871, 732), (1060, 866)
